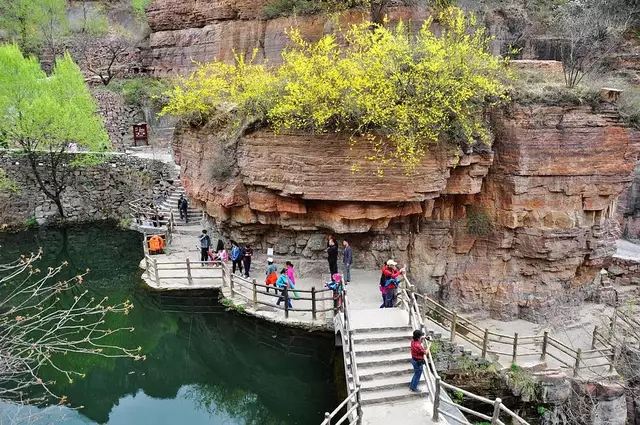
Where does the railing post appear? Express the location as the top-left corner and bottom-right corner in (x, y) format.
(512, 332), (518, 365)
(153, 258), (160, 287)
(573, 348), (581, 377)
(610, 308), (618, 342)
(355, 386), (362, 425)
(284, 286), (290, 319)
(145, 255), (150, 279)
(252, 279), (258, 308)
(482, 328), (489, 359)
(312, 286), (317, 320)
(610, 343), (620, 372)
(186, 258), (193, 285)
(592, 325), (599, 349)
(230, 274), (236, 297)
(432, 377), (441, 421)
(541, 331), (548, 361)
(324, 412), (330, 424)
(491, 397), (502, 425)
(450, 311), (457, 343)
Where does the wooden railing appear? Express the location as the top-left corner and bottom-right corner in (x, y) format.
(324, 290), (362, 425)
(398, 283), (532, 425)
(401, 275), (615, 377)
(593, 307), (640, 356)
(129, 197), (176, 230)
(143, 256), (338, 320)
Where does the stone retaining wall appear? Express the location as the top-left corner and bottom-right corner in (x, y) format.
(92, 88), (145, 151)
(0, 152), (177, 229)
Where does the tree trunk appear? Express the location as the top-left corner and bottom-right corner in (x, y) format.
(53, 195), (65, 219)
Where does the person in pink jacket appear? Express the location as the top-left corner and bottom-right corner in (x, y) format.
(286, 261), (300, 299)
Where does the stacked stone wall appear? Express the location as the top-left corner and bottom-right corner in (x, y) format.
(0, 153), (176, 229)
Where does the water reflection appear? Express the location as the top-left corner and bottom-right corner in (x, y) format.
(0, 224), (337, 425)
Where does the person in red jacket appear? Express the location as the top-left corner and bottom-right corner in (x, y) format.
(410, 329), (429, 392)
(380, 260), (403, 308)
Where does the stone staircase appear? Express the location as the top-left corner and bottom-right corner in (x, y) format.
(157, 183), (202, 226)
(349, 309), (428, 406)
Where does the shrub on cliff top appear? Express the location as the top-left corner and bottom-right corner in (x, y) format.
(162, 7), (512, 169)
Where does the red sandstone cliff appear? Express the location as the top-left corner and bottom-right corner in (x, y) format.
(174, 103), (640, 321)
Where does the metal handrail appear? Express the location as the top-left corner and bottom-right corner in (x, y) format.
(398, 276), (531, 425)
(403, 273), (616, 377)
(324, 289), (362, 425)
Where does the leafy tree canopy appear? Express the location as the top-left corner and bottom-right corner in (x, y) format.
(0, 44), (109, 153)
(162, 7), (511, 168)
(0, 44), (109, 217)
(0, 0), (68, 54)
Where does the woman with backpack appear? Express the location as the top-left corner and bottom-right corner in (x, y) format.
(265, 258), (278, 293)
(380, 259), (403, 308)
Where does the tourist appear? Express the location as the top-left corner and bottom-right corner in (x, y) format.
(275, 268), (293, 309)
(199, 230), (211, 265)
(178, 194), (185, 220)
(327, 237), (338, 276)
(148, 234), (165, 255)
(342, 240), (352, 284)
(230, 241), (244, 275)
(243, 244), (253, 277)
(180, 196), (189, 223)
(409, 329), (428, 393)
(265, 257), (278, 293)
(216, 238), (225, 253)
(285, 261), (300, 299)
(326, 273), (345, 311)
(380, 260), (403, 308)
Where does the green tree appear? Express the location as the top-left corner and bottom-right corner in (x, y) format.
(0, 0), (68, 56)
(0, 44), (109, 218)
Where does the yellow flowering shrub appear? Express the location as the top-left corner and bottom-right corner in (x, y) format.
(162, 7), (512, 168)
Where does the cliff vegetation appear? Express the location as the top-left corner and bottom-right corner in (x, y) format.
(162, 7), (512, 169)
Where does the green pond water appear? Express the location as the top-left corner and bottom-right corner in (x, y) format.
(0, 224), (338, 425)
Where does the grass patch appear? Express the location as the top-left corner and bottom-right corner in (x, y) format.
(24, 217), (38, 229)
(511, 68), (601, 107)
(131, 0), (152, 18)
(505, 364), (538, 400)
(466, 206), (493, 237)
(221, 297), (246, 313)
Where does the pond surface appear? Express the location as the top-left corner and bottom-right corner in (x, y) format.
(0, 224), (338, 425)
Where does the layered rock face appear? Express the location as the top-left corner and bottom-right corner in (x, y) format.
(145, 1), (429, 75)
(175, 102), (639, 321)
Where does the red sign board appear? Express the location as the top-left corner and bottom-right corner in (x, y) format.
(133, 123), (149, 146)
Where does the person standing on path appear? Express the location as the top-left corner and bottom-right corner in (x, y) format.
(265, 258), (278, 293)
(285, 261), (300, 299)
(327, 237), (338, 276)
(342, 240), (352, 284)
(230, 241), (244, 275)
(199, 230), (211, 264)
(409, 329), (429, 393)
(243, 244), (253, 278)
(178, 195), (185, 220)
(275, 268), (293, 309)
(180, 196), (189, 223)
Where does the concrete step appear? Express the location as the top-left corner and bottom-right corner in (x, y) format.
(358, 363), (414, 381)
(354, 341), (408, 356)
(360, 375), (415, 392)
(355, 351), (408, 367)
(359, 387), (426, 406)
(353, 325), (413, 335)
(353, 330), (412, 344)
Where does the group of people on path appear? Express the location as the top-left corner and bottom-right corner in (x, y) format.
(198, 230), (253, 277)
(326, 236), (352, 283)
(264, 258), (300, 309)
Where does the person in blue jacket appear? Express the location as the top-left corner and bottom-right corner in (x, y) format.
(230, 241), (244, 275)
(275, 268), (293, 309)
